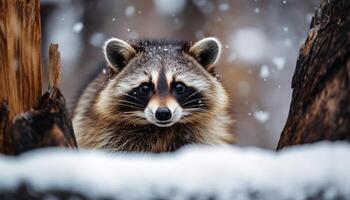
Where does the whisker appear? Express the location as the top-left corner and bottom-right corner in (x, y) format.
(185, 106), (206, 110)
(117, 104), (143, 110)
(121, 111), (143, 114)
(182, 98), (206, 107)
(117, 102), (142, 107)
(116, 111), (145, 118)
(182, 89), (205, 103)
(184, 108), (206, 113)
(123, 93), (145, 104)
(117, 99), (144, 107)
(173, 106), (180, 113)
(117, 112), (144, 118)
(117, 102), (144, 109)
(123, 117), (146, 122)
(146, 107), (154, 115)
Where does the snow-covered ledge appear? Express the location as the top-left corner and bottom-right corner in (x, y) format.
(0, 142), (349, 200)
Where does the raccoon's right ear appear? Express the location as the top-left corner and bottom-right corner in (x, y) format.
(189, 37), (222, 71)
(103, 38), (137, 72)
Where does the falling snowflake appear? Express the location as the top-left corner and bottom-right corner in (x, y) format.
(272, 57), (286, 70)
(259, 65), (270, 79)
(254, 110), (270, 123)
(72, 22), (83, 33)
(154, 0), (186, 16)
(230, 27), (268, 62)
(89, 32), (106, 47)
(218, 3), (230, 11)
(125, 5), (136, 17)
(283, 38), (292, 47)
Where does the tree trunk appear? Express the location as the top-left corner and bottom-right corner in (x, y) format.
(277, 0), (350, 149)
(0, 0), (42, 152)
(0, 0), (77, 154)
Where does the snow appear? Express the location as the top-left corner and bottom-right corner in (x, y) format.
(72, 22), (83, 33)
(125, 5), (136, 17)
(153, 0), (186, 16)
(259, 65), (270, 79)
(254, 110), (270, 123)
(89, 32), (106, 47)
(0, 143), (349, 199)
(230, 27), (268, 63)
(218, 3), (230, 12)
(254, 7), (261, 14)
(272, 56), (286, 70)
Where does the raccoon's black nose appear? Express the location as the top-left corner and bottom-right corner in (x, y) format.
(155, 107), (172, 121)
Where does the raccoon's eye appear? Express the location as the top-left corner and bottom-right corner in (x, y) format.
(174, 83), (186, 94)
(139, 83), (152, 95)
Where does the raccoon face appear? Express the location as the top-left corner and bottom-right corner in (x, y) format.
(97, 37), (225, 127)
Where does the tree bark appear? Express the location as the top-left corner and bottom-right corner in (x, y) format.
(277, 0), (350, 149)
(0, 0), (42, 152)
(0, 0), (77, 154)
(11, 87), (77, 154)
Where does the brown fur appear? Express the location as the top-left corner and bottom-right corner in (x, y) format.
(73, 38), (234, 152)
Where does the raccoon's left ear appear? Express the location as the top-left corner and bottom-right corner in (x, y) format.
(103, 38), (137, 73)
(189, 37), (222, 70)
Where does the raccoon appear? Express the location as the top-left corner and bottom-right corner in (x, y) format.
(72, 37), (234, 152)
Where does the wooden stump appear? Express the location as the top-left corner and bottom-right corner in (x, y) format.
(0, 0), (77, 154)
(277, 0), (350, 149)
(0, 0), (42, 152)
(11, 88), (77, 154)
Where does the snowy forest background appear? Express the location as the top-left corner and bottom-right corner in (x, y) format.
(40, 0), (319, 149)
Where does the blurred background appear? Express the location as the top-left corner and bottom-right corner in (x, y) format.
(40, 0), (319, 149)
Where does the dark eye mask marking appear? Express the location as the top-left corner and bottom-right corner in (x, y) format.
(172, 84), (208, 109)
(118, 83), (153, 112)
